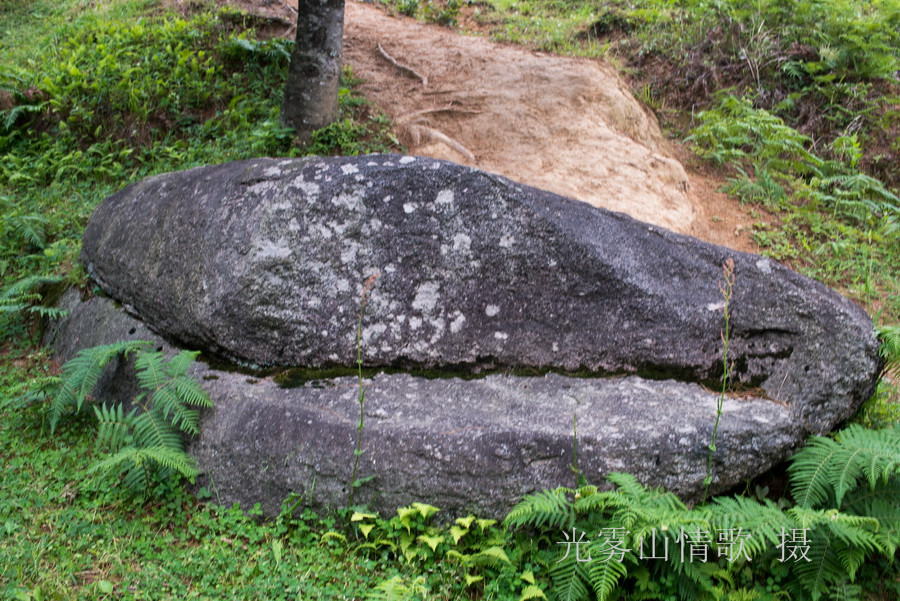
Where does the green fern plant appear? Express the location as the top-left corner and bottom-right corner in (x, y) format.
(788, 424), (900, 509)
(503, 423), (900, 601)
(0, 274), (66, 320)
(878, 325), (900, 379)
(49, 341), (213, 493)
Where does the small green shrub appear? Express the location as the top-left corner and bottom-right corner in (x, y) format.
(349, 503), (537, 599)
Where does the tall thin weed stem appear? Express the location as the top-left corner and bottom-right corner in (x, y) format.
(348, 273), (379, 507)
(703, 258), (735, 503)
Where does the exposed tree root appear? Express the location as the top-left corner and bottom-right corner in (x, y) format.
(376, 42), (428, 87)
(406, 123), (476, 162)
(397, 104), (481, 124)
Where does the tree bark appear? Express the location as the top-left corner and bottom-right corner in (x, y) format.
(281, 0), (345, 142)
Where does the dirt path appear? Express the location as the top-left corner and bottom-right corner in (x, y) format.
(218, 0), (759, 251)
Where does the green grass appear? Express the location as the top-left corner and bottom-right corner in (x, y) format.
(0, 353), (426, 600)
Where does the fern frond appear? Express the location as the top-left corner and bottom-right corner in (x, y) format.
(670, 555), (719, 599)
(10, 214), (49, 248)
(602, 473), (699, 537)
(843, 479), (900, 555)
(573, 486), (610, 514)
(0, 274), (62, 300)
(792, 529), (838, 601)
(709, 495), (794, 558)
(134, 349), (167, 392)
(130, 408), (182, 450)
(789, 425), (900, 508)
(172, 374), (212, 407)
(606, 472), (687, 512)
(1, 103), (44, 132)
(93, 403), (137, 452)
(162, 348), (199, 378)
(504, 488), (576, 530)
(50, 340), (150, 431)
(878, 325), (900, 378)
(26, 305), (68, 319)
(0, 298), (33, 314)
(548, 554), (590, 601)
(587, 549), (628, 601)
(0, 376), (60, 411)
(147, 383), (201, 435)
(134, 349), (210, 435)
(89, 445), (199, 489)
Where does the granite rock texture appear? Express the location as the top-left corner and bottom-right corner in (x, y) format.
(81, 155), (882, 435)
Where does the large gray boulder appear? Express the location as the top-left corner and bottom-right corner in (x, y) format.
(61, 155), (884, 516)
(82, 155), (881, 434)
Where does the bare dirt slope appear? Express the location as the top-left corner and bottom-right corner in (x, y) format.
(216, 0), (758, 250)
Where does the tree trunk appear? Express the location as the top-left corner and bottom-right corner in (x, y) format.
(281, 0), (345, 142)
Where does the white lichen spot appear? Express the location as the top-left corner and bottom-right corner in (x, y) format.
(311, 223), (333, 239)
(263, 166), (282, 177)
(412, 281), (440, 313)
(499, 235), (515, 248)
(452, 233), (471, 253)
(429, 318), (445, 343)
(383, 195), (392, 203)
(341, 163), (359, 175)
(403, 202), (418, 214)
(756, 258), (771, 274)
(485, 304), (500, 317)
(436, 189), (454, 205)
(399, 156), (416, 164)
(548, 258), (558, 267)
(450, 312), (466, 333)
(409, 316), (423, 330)
(335, 279), (350, 293)
(255, 238), (291, 259)
(706, 301), (726, 312)
(248, 181), (277, 195)
(552, 342), (559, 352)
(331, 190), (365, 211)
(362, 323), (387, 345)
(340, 241), (361, 263)
(494, 331), (509, 340)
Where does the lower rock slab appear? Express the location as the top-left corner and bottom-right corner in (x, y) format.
(47, 289), (799, 518)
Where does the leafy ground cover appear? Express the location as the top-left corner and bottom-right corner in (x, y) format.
(1, 0), (899, 599)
